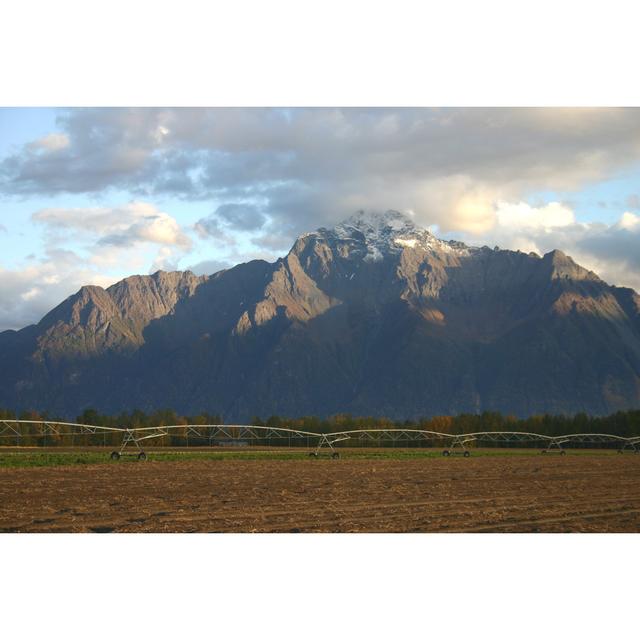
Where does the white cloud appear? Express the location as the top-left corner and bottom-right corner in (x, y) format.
(28, 133), (70, 152)
(0, 251), (117, 332)
(151, 246), (182, 272)
(32, 201), (191, 250)
(4, 109), (640, 329)
(458, 205), (640, 291)
(20, 287), (40, 301)
(618, 211), (640, 230)
(496, 201), (575, 230)
(123, 211), (190, 248)
(0, 201), (196, 330)
(5, 108), (640, 240)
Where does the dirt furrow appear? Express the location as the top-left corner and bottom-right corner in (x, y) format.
(2, 455), (640, 532)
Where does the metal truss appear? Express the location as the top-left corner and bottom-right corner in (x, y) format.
(310, 434), (351, 458)
(617, 436), (640, 454)
(466, 431), (551, 443)
(442, 436), (476, 457)
(1, 421), (639, 460)
(328, 428), (453, 444)
(1, 419), (117, 436)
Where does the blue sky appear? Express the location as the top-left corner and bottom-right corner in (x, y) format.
(1, 107), (640, 331)
(0, 108), (58, 156)
(526, 170), (640, 224)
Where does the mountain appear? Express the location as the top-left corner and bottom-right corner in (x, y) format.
(2, 210), (640, 420)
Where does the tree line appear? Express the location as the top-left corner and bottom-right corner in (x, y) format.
(1, 407), (639, 438)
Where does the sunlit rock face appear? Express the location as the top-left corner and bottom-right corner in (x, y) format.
(1, 210), (640, 420)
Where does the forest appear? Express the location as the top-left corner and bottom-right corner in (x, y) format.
(1, 406), (639, 440)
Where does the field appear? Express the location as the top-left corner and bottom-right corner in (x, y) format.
(1, 449), (640, 532)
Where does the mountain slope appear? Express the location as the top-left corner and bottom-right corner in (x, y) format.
(1, 210), (639, 419)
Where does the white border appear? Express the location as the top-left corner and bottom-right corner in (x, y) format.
(1, 1), (638, 638)
(1, 534), (638, 639)
(1, 0), (639, 106)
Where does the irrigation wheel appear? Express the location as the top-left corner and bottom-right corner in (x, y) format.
(463, 450), (471, 458)
(332, 452), (340, 459)
(442, 450), (450, 457)
(110, 451), (121, 461)
(138, 452), (148, 461)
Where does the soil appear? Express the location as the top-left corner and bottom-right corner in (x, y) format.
(1, 454), (640, 533)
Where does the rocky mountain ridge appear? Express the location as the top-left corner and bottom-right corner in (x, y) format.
(1, 210), (639, 419)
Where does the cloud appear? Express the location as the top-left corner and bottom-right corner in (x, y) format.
(32, 201), (192, 250)
(215, 203), (266, 230)
(194, 215), (238, 248)
(618, 211), (640, 230)
(194, 202), (269, 254)
(3, 108), (640, 328)
(151, 246), (182, 272)
(5, 108), (640, 242)
(100, 213), (190, 249)
(496, 201), (576, 230)
(456, 205), (640, 291)
(250, 231), (295, 252)
(185, 259), (232, 276)
(0, 201), (197, 329)
(0, 249), (117, 332)
(574, 213), (640, 286)
(28, 133), (70, 152)
(626, 194), (640, 210)
(194, 215), (225, 239)
(0, 201), (196, 331)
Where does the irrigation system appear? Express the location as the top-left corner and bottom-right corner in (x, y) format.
(1, 420), (639, 459)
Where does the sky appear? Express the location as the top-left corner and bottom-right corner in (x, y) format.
(1, 107), (640, 332)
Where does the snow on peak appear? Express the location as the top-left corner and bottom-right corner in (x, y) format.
(339, 209), (418, 235)
(321, 210), (469, 260)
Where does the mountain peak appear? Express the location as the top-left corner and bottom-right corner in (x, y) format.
(311, 209), (468, 261)
(3, 205), (640, 420)
(543, 249), (601, 282)
(339, 209), (419, 234)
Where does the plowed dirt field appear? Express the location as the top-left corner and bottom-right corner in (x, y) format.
(2, 453), (640, 532)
